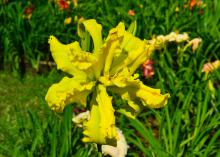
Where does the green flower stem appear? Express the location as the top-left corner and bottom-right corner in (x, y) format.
(97, 144), (102, 157)
(165, 106), (173, 153)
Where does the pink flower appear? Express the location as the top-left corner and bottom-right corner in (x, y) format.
(23, 4), (34, 19)
(58, 0), (70, 10)
(189, 0), (197, 10)
(142, 59), (154, 78)
(189, 38), (202, 52)
(202, 60), (220, 73)
(128, 10), (135, 16)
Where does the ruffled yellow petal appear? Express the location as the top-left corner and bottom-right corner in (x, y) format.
(45, 77), (95, 112)
(68, 46), (96, 70)
(109, 75), (170, 110)
(122, 34), (146, 66)
(128, 44), (154, 74)
(101, 22), (153, 75)
(117, 100), (142, 119)
(90, 22), (124, 78)
(137, 83), (170, 108)
(99, 67), (136, 87)
(48, 36), (95, 79)
(83, 85), (117, 145)
(102, 26), (124, 75)
(79, 19), (103, 53)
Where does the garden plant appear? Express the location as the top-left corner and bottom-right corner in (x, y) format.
(0, 0), (220, 157)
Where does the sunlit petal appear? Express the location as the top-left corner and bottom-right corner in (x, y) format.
(83, 85), (117, 145)
(45, 77), (95, 112)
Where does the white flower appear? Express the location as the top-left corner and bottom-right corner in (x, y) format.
(176, 33), (189, 43)
(102, 128), (129, 157)
(165, 32), (177, 42)
(73, 111), (129, 157)
(72, 111), (90, 127)
(164, 32), (189, 43)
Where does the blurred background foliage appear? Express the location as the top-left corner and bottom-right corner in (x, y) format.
(0, 0), (220, 157)
(0, 0), (220, 75)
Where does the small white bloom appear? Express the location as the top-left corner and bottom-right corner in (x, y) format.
(165, 32), (177, 42)
(102, 128), (129, 157)
(176, 33), (189, 43)
(164, 32), (189, 43)
(72, 111), (90, 127)
(157, 35), (166, 43)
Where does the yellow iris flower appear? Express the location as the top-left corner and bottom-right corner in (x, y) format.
(45, 19), (170, 145)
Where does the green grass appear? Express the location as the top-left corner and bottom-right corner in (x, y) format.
(0, 71), (100, 157)
(0, 70), (60, 120)
(0, 71), (58, 155)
